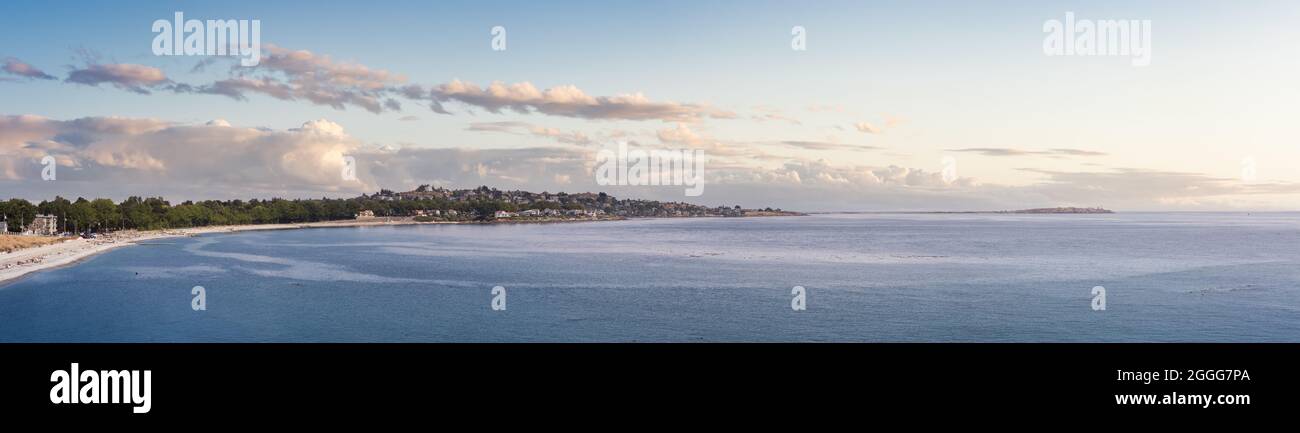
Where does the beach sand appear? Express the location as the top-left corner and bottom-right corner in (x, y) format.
(0, 217), (433, 286)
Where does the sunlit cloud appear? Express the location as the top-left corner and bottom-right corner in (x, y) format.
(419, 79), (735, 122)
(65, 63), (171, 94)
(2, 57), (56, 80)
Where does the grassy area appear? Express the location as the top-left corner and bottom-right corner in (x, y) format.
(0, 235), (66, 253)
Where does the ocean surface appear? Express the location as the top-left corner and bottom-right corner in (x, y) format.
(1, 213), (1298, 342)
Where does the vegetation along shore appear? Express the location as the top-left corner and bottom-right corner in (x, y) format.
(0, 185), (801, 284)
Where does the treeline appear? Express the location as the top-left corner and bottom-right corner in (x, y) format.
(0, 195), (567, 233)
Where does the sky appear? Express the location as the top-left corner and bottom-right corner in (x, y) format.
(1, 0), (1298, 211)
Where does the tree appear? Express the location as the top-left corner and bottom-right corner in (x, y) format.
(69, 198), (97, 233)
(1, 189), (600, 232)
(91, 198), (119, 231)
(3, 199), (36, 232)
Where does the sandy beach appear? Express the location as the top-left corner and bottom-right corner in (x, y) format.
(0, 217), (439, 286)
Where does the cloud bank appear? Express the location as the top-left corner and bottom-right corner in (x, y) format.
(947, 147), (1108, 157)
(6, 115), (1296, 211)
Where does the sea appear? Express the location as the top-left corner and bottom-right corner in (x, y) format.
(1, 213), (1297, 342)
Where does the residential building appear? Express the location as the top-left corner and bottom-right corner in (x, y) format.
(25, 214), (58, 236)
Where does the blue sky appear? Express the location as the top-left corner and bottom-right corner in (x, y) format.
(2, 0), (1299, 210)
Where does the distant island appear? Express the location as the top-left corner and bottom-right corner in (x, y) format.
(1001, 207), (1114, 214)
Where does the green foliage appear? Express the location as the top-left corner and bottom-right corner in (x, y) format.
(0, 198), (37, 232)
(1, 195), (524, 232)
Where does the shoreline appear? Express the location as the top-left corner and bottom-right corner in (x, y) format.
(0, 212), (805, 286)
(0, 215), (624, 286)
(0, 217), (426, 286)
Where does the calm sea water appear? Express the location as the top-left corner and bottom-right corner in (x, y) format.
(1, 213), (1298, 342)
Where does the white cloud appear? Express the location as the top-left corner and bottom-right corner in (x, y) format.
(424, 80), (736, 122)
(853, 122), (879, 134)
(0, 115), (365, 195)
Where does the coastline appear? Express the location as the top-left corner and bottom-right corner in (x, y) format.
(0, 215), (628, 286)
(0, 217), (444, 286)
(0, 211), (806, 286)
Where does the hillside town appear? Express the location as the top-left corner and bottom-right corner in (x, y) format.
(360, 185), (800, 220)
